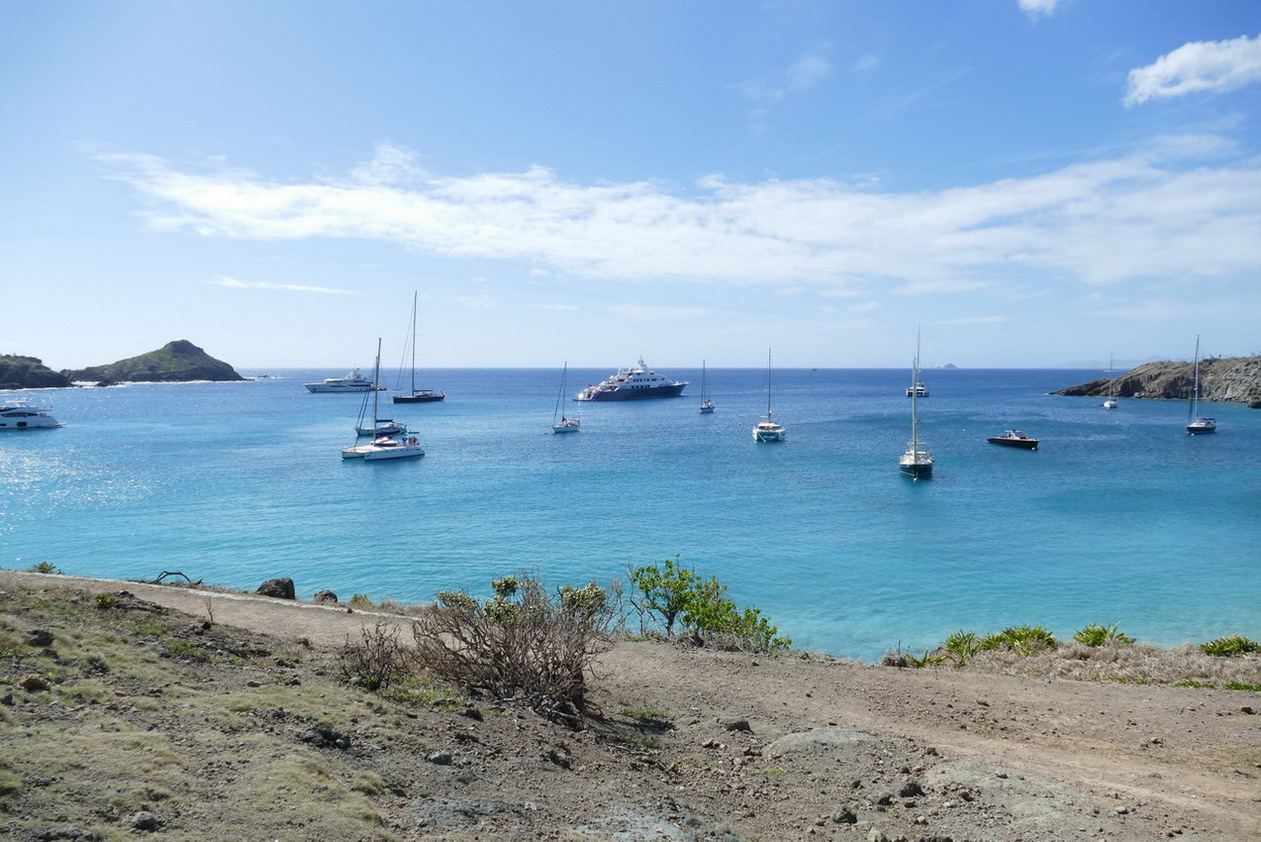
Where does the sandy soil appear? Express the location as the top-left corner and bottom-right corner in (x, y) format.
(2, 570), (1259, 841)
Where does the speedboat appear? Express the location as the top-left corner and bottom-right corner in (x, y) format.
(0, 399), (61, 430)
(575, 359), (687, 401)
(987, 430), (1039, 450)
(1102, 398), (1118, 409)
(305, 369), (379, 393)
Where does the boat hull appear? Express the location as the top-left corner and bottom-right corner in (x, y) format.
(1186, 419), (1217, 435)
(899, 462), (933, 479)
(393, 392), (445, 403)
(987, 437), (1038, 449)
(753, 422), (786, 442)
(575, 383), (686, 401)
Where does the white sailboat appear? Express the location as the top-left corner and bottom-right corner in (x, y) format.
(899, 334), (934, 479)
(343, 340), (424, 460)
(699, 360), (715, 413)
(393, 290), (445, 404)
(551, 362), (580, 433)
(752, 349), (785, 442)
(353, 338), (406, 438)
(1185, 336), (1217, 435)
(1102, 355), (1118, 408)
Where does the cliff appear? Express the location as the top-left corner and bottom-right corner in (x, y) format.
(64, 340), (246, 384)
(1054, 355), (1261, 405)
(0, 355), (74, 390)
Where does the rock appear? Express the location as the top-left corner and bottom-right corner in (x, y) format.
(832, 808), (858, 824)
(19, 674), (50, 692)
(300, 726), (351, 749)
(1, 692), (14, 706)
(899, 779), (925, 797)
(25, 629), (54, 647)
(721, 718), (753, 733)
(426, 751), (454, 765)
(130, 811), (160, 831)
(312, 589), (338, 603)
(256, 578), (295, 599)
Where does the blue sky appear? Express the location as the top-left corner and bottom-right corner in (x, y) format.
(3, 0), (1260, 369)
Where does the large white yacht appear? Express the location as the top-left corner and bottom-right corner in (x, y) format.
(304, 369), (379, 393)
(0, 398), (62, 430)
(575, 359), (687, 401)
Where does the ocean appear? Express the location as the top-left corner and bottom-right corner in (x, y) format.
(2, 366), (1257, 660)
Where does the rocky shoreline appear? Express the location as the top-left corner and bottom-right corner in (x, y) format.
(1054, 355), (1261, 406)
(0, 340), (243, 389)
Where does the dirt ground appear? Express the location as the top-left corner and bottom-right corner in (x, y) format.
(1, 570), (1258, 841)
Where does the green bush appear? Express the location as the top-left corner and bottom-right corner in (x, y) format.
(1072, 622), (1135, 647)
(978, 625), (1059, 656)
(26, 562), (62, 575)
(630, 556), (790, 653)
(1199, 635), (1261, 657)
(943, 629), (981, 665)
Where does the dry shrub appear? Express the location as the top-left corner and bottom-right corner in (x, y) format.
(410, 575), (612, 727)
(335, 621), (409, 691)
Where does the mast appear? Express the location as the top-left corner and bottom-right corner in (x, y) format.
(372, 337), (383, 424)
(408, 291), (418, 395)
(1189, 335), (1200, 422)
(765, 349), (773, 419)
(553, 362), (567, 424)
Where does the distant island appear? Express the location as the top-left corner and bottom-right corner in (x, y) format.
(1054, 355), (1261, 406)
(65, 340), (245, 385)
(2, 341), (244, 389)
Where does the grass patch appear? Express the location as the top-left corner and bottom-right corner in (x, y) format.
(1200, 635), (1261, 657)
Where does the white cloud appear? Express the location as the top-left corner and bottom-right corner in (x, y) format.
(209, 276), (354, 294)
(611, 305), (709, 321)
(1126, 33), (1261, 105)
(456, 294), (498, 309)
(738, 52), (831, 103)
(106, 139), (1261, 299)
(1018, 0), (1059, 20)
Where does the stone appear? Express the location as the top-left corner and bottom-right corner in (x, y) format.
(19, 674), (50, 692)
(255, 578), (295, 599)
(426, 751), (454, 765)
(26, 629), (55, 647)
(721, 718), (753, 733)
(312, 589), (338, 603)
(130, 812), (160, 831)
(899, 779), (925, 798)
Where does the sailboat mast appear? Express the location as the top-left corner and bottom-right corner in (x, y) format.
(1189, 335), (1200, 422)
(373, 337), (382, 423)
(553, 362), (566, 423)
(409, 292), (418, 395)
(766, 349), (773, 418)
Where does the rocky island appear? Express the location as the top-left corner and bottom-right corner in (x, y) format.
(1055, 354), (1261, 407)
(63, 340), (245, 385)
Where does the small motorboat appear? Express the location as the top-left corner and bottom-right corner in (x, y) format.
(987, 430), (1039, 450)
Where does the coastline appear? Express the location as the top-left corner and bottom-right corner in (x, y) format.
(3, 569), (1259, 841)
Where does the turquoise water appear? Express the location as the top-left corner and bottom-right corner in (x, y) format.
(2, 367), (1257, 659)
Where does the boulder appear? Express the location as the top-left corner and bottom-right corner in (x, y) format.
(256, 578), (296, 600)
(312, 589), (339, 603)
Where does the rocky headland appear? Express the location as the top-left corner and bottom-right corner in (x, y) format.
(0, 356), (73, 390)
(1055, 355), (1261, 406)
(63, 340), (245, 385)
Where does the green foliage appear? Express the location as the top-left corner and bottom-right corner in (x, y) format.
(1224, 682), (1261, 692)
(348, 594), (373, 607)
(943, 630), (981, 666)
(1072, 622), (1135, 647)
(93, 592), (118, 609)
(26, 561), (62, 575)
(978, 625), (1059, 656)
(629, 556), (790, 653)
(904, 649), (946, 668)
(1174, 679), (1214, 689)
(1199, 635), (1261, 657)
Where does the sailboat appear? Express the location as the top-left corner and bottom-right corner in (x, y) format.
(1185, 336), (1217, 435)
(551, 362), (580, 433)
(1102, 355), (1118, 408)
(343, 340), (424, 461)
(393, 291), (445, 403)
(699, 360), (715, 413)
(899, 334), (934, 479)
(353, 339), (406, 438)
(752, 349), (785, 442)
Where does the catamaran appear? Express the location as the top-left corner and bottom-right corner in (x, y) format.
(752, 349), (785, 442)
